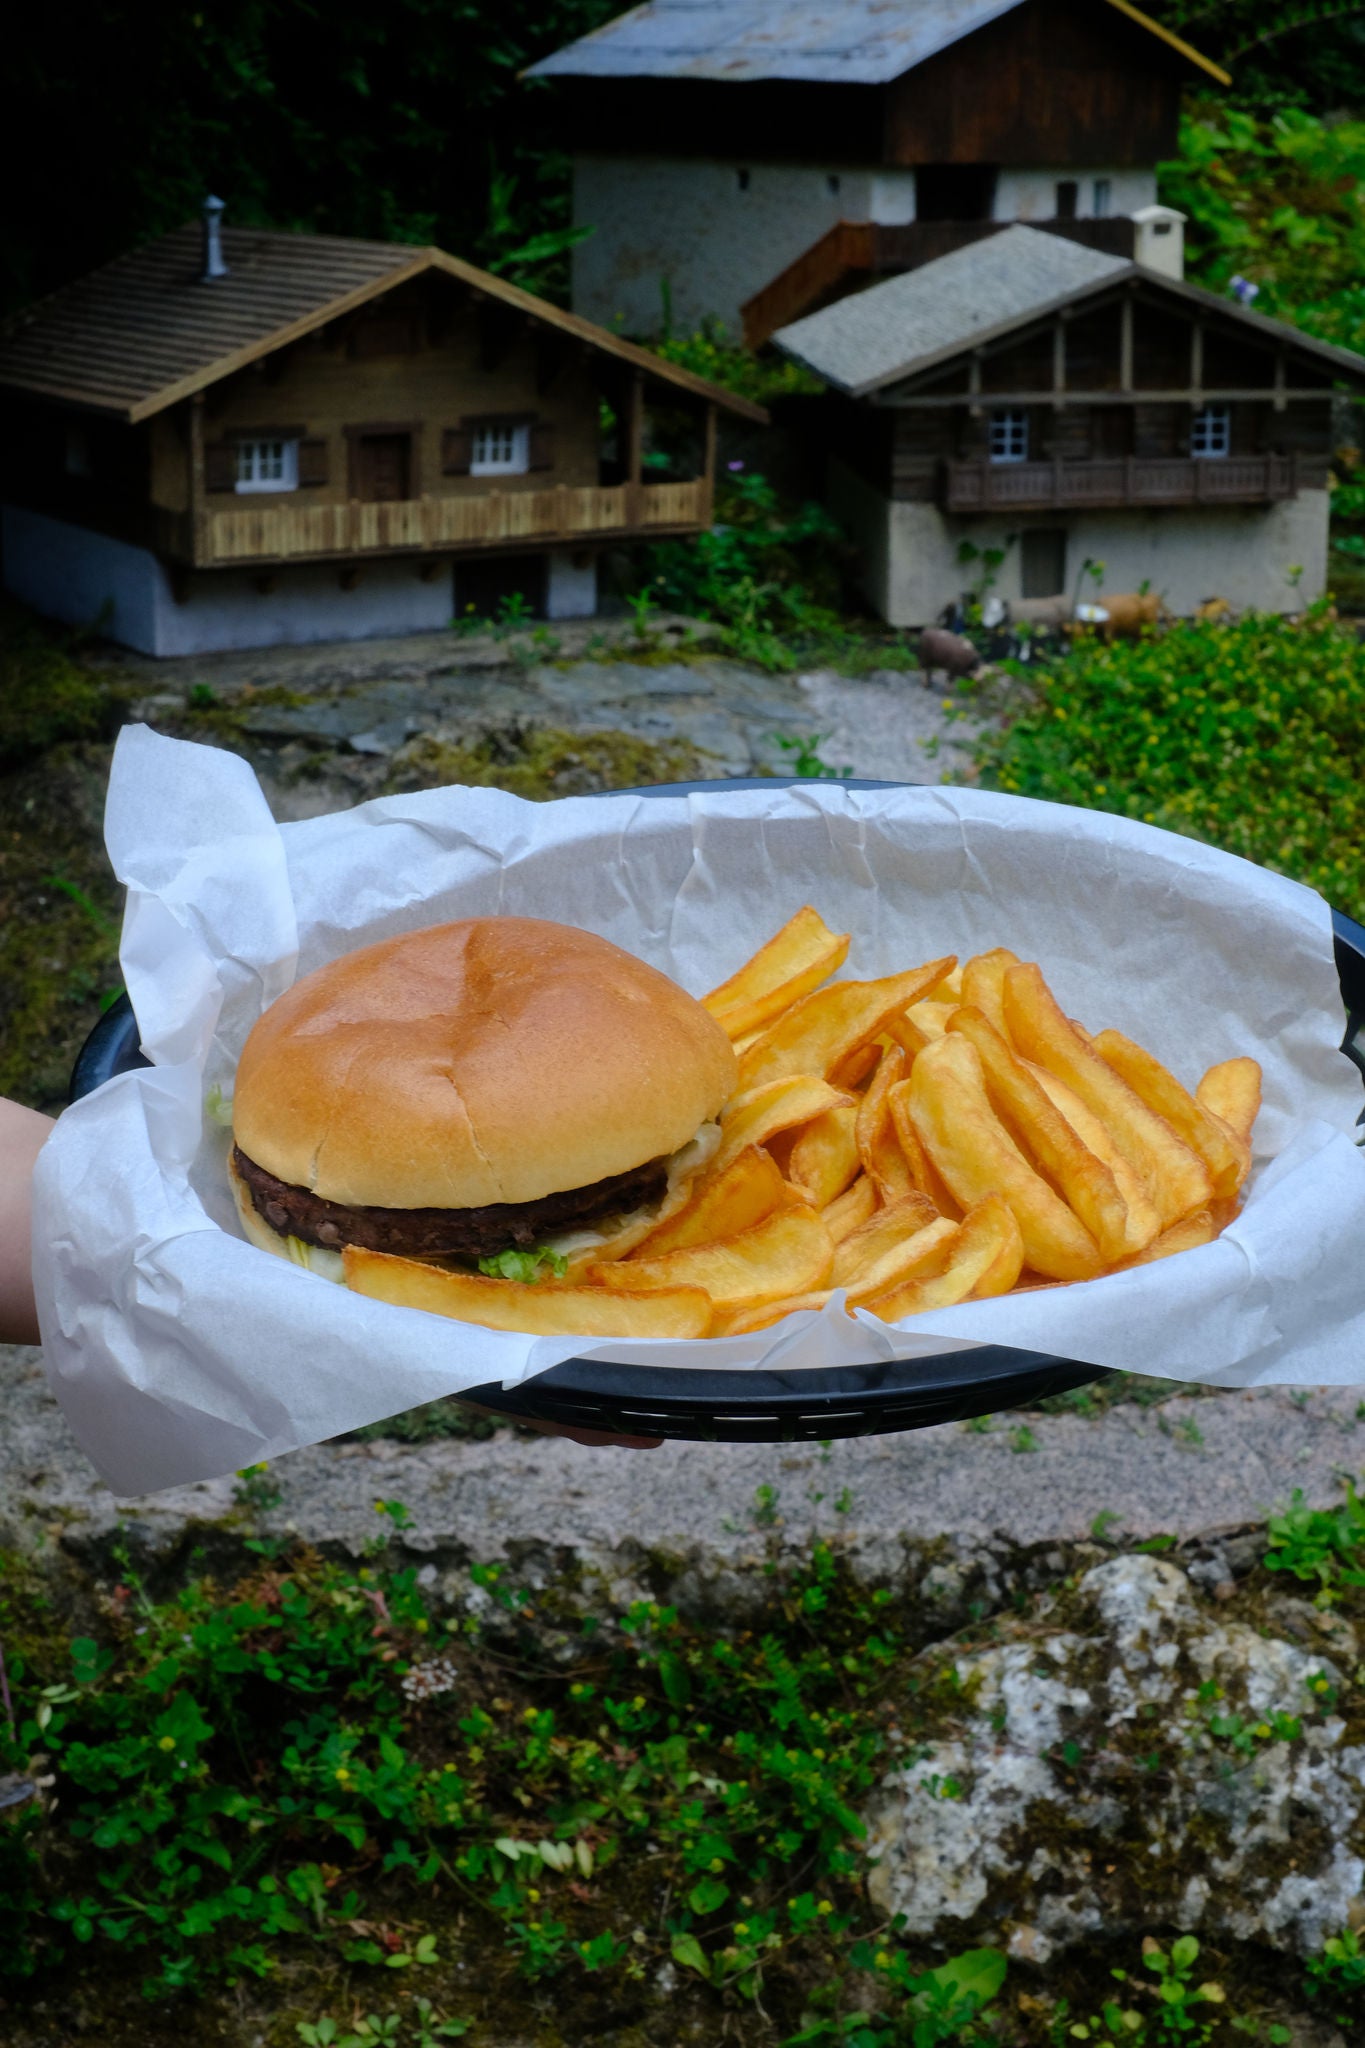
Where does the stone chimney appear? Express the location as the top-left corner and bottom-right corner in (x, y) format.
(200, 195), (229, 282)
(1131, 204), (1186, 283)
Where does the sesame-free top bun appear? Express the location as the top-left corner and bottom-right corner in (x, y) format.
(232, 917), (737, 1210)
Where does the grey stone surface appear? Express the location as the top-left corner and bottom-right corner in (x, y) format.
(6, 1340), (1363, 1594)
(865, 1553), (1365, 1959)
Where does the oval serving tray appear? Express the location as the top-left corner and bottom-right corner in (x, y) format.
(69, 779), (1365, 1443)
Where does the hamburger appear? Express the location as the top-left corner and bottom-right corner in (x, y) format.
(227, 916), (738, 1281)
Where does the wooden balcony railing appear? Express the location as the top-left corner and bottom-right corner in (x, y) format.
(944, 454), (1299, 514)
(168, 478), (712, 568)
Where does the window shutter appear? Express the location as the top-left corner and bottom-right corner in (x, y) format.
(205, 443), (236, 492)
(442, 425), (473, 476)
(528, 421), (556, 472)
(297, 438), (329, 487)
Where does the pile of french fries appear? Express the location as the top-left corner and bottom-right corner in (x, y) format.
(343, 907), (1261, 1341)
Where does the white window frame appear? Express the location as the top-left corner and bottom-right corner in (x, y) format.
(234, 438), (299, 493)
(470, 421), (530, 476)
(989, 409), (1029, 465)
(1190, 403), (1231, 459)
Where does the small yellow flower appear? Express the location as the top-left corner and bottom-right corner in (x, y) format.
(415, 1619), (429, 1634)
(735, 1922), (750, 1937)
(875, 1949), (891, 1969)
(818, 1900), (833, 1916)
(1255, 1723), (1272, 1739)
(158, 1736), (176, 1752)
(335, 1767), (350, 1782)
(528, 1888), (541, 1903)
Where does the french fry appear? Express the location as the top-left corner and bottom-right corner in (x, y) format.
(861, 1195), (1025, 1319)
(833, 1203), (957, 1296)
(830, 1192), (940, 1284)
(1024, 1063), (1163, 1257)
(1196, 1056), (1262, 1150)
(828, 1039), (884, 1091)
(823, 1173), (878, 1242)
(929, 965), (965, 1002)
(789, 1103), (862, 1208)
(1003, 963), (1212, 1228)
(713, 1074), (855, 1177)
(1092, 1028), (1249, 1200)
(719, 1291), (836, 1337)
(886, 998), (957, 1058)
(948, 1005), (1134, 1264)
(856, 1044), (916, 1203)
(1112, 1208), (1217, 1269)
(630, 1144), (791, 1258)
(897, 1037), (1105, 1281)
(960, 947), (1021, 1038)
(703, 906), (851, 1040)
(736, 959), (955, 1093)
(343, 1247), (713, 1338)
(889, 1087), (962, 1217)
(587, 1203), (835, 1313)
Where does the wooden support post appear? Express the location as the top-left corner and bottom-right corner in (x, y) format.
(189, 393), (207, 566)
(1189, 320), (1203, 400)
(968, 351), (982, 419)
(1119, 296), (1134, 394)
(701, 401), (717, 524)
(1052, 321), (1066, 409)
(624, 372), (645, 524)
(1274, 348), (1287, 412)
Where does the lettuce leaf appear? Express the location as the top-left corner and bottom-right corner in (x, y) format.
(477, 1246), (569, 1284)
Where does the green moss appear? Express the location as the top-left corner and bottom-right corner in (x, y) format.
(0, 742), (123, 1112)
(384, 724), (709, 803)
(0, 601), (110, 771)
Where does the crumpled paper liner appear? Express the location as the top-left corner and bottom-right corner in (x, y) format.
(31, 725), (1365, 1497)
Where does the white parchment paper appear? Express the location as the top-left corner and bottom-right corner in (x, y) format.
(31, 725), (1365, 1497)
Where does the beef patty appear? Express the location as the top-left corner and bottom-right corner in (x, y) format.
(232, 1145), (669, 1261)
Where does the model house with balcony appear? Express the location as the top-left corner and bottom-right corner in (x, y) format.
(526, 0), (1228, 339)
(0, 204), (764, 657)
(770, 225), (1365, 624)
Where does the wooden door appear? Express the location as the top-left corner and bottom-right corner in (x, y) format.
(356, 434), (411, 502)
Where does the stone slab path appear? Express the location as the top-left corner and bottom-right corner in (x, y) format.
(108, 614), (993, 801)
(7, 1341), (1361, 1592)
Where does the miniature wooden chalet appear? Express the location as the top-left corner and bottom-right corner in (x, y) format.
(770, 226), (1365, 624)
(0, 205), (764, 657)
(527, 0), (1227, 339)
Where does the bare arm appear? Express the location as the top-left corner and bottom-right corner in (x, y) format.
(0, 1099), (55, 1345)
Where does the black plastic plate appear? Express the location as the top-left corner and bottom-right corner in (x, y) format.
(68, 780), (1365, 1442)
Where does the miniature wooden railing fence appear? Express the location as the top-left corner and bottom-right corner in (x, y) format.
(183, 478), (711, 567)
(943, 453), (1298, 513)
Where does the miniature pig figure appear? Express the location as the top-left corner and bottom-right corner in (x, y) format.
(918, 626), (983, 682)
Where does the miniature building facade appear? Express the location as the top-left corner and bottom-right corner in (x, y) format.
(772, 228), (1365, 624)
(0, 217), (763, 657)
(528, 0), (1227, 337)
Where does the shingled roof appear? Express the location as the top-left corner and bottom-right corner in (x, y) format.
(526, 0), (1228, 87)
(772, 224), (1365, 396)
(0, 220), (769, 424)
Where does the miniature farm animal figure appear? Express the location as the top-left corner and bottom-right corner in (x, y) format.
(1194, 596), (1231, 624)
(1094, 591), (1168, 641)
(918, 626), (983, 682)
(981, 594), (1071, 631)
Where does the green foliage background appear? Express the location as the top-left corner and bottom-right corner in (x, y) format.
(0, 0), (620, 313)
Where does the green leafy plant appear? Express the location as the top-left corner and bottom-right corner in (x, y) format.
(972, 610), (1365, 919)
(644, 469), (849, 670)
(770, 733), (853, 779)
(1263, 1480), (1365, 1604)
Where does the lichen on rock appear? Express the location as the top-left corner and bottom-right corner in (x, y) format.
(863, 1554), (1365, 1958)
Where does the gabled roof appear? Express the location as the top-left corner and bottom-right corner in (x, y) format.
(526, 0), (1229, 88)
(0, 221), (769, 424)
(772, 224), (1365, 396)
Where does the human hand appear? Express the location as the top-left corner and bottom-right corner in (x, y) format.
(0, 1098), (56, 1346)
